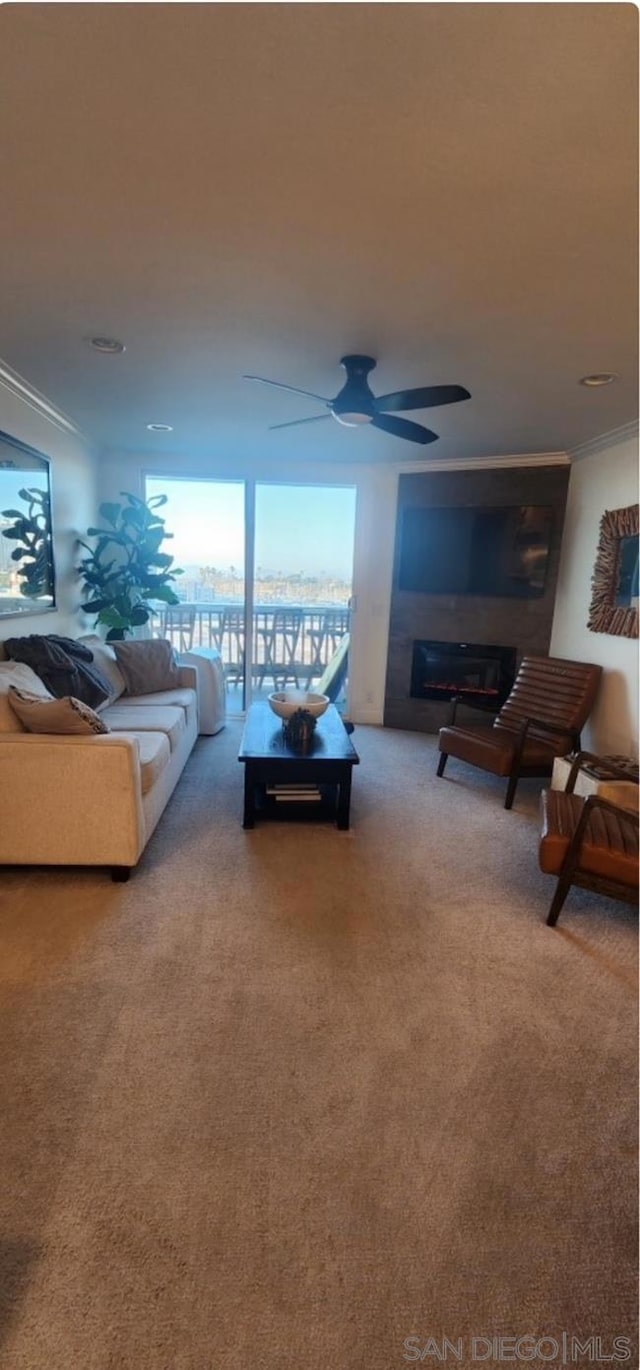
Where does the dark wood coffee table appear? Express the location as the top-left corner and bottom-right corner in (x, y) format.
(238, 703), (359, 829)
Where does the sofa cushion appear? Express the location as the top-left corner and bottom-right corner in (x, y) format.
(112, 687), (197, 729)
(78, 635), (127, 705)
(0, 661), (52, 732)
(8, 687), (110, 735)
(102, 703), (186, 752)
(111, 730), (171, 794)
(113, 639), (182, 696)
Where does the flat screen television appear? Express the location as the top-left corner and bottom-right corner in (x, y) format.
(398, 504), (554, 598)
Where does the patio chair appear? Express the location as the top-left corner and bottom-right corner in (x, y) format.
(316, 632), (353, 732)
(436, 655), (602, 810)
(254, 608), (303, 690)
(305, 608), (350, 686)
(162, 603), (196, 652)
(539, 752), (639, 925)
(221, 608), (245, 686)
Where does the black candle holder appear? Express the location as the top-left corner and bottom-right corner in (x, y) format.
(283, 708), (317, 753)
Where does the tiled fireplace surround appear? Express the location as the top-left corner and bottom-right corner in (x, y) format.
(384, 465), (570, 733)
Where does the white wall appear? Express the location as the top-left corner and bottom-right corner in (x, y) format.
(98, 449), (398, 724)
(550, 425), (639, 755)
(0, 378), (98, 644)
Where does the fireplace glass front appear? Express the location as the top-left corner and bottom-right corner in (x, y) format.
(410, 640), (516, 707)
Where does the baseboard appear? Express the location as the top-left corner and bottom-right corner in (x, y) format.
(349, 707), (383, 727)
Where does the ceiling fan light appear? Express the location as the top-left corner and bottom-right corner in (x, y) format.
(333, 411), (373, 427)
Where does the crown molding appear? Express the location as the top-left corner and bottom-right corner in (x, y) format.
(394, 450), (570, 476)
(569, 419), (639, 462)
(0, 358), (85, 439)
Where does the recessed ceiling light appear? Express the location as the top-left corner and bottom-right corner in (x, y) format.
(579, 372), (618, 387)
(86, 336), (126, 354)
(146, 422), (173, 432)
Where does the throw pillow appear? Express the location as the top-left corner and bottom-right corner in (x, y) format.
(7, 687), (110, 735)
(78, 634), (127, 706)
(0, 661), (52, 733)
(113, 638), (182, 696)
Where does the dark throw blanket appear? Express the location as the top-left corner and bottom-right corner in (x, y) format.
(4, 634), (111, 709)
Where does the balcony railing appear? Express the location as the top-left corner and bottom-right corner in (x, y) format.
(153, 601), (350, 689)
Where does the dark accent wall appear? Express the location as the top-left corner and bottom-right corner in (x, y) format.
(384, 465), (570, 732)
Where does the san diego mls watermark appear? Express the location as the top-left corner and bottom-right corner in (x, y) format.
(402, 1334), (633, 1363)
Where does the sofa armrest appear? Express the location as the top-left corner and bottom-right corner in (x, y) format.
(0, 733), (146, 866)
(177, 664), (198, 691)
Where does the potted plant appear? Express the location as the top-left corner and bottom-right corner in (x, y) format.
(78, 491), (183, 641)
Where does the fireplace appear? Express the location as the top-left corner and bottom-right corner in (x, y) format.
(410, 640), (516, 707)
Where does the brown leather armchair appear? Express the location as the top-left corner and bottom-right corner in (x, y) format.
(539, 752), (639, 925)
(436, 655), (602, 810)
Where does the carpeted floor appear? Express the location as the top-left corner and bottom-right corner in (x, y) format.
(0, 723), (637, 1369)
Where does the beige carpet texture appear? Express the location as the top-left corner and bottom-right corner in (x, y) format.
(0, 723), (637, 1370)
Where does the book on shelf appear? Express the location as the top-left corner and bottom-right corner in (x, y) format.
(266, 783), (322, 801)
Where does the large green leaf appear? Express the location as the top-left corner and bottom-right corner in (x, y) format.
(98, 502), (122, 528)
(144, 527), (165, 547)
(146, 552), (173, 568)
(80, 597), (111, 613)
(121, 505), (146, 528)
(98, 606), (131, 628)
(147, 585), (180, 604)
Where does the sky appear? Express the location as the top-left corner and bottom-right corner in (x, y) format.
(145, 477), (357, 581)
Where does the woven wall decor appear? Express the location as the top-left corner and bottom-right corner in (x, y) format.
(587, 502), (638, 638)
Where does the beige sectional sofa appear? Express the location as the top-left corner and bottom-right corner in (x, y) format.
(0, 636), (200, 879)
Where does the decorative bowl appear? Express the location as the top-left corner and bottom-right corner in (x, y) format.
(267, 690), (330, 722)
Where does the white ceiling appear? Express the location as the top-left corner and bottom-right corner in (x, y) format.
(1, 4), (637, 465)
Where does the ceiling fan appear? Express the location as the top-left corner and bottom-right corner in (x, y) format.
(243, 355), (471, 445)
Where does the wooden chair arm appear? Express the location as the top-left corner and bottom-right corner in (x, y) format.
(511, 716), (581, 771)
(564, 750), (640, 793)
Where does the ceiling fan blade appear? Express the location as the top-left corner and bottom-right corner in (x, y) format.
(243, 374), (331, 403)
(374, 384), (471, 413)
(268, 414), (332, 431)
(371, 414), (438, 445)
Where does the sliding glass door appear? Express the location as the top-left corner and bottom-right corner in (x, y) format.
(145, 475), (247, 703)
(252, 483), (356, 706)
(144, 474), (356, 713)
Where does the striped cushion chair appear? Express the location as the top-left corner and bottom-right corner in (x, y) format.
(437, 655), (602, 810)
